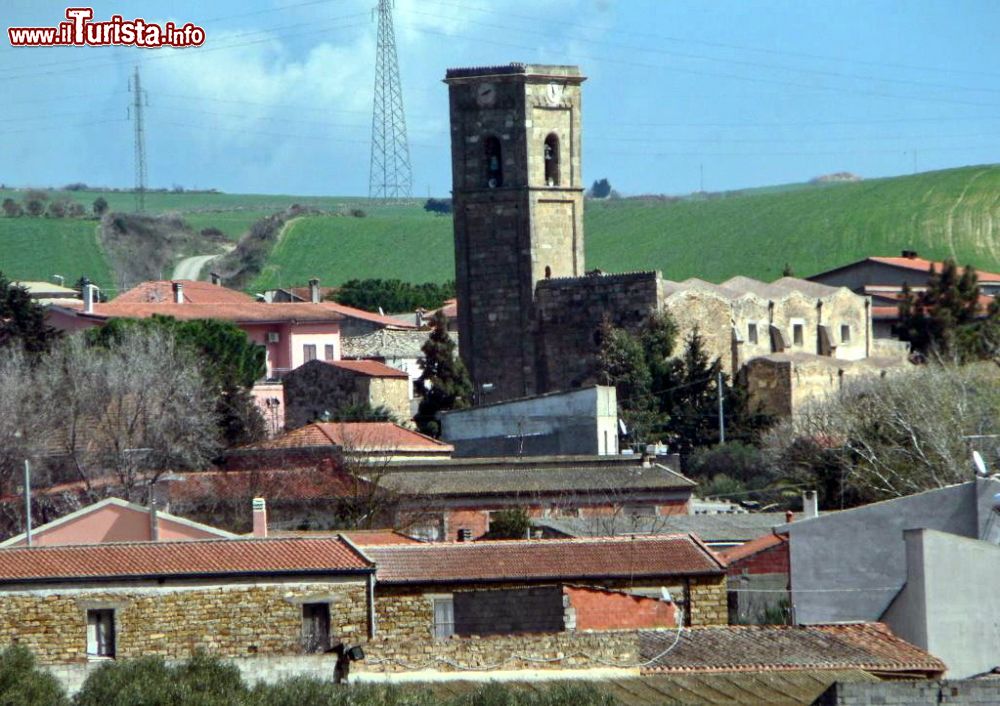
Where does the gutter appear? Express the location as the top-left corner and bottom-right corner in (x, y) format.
(339, 533), (378, 639)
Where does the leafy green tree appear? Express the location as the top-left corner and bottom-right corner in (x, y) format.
(595, 315), (655, 444)
(483, 508), (531, 539)
(589, 178), (612, 198)
(414, 311), (471, 437)
(92, 196), (109, 216)
(0, 272), (61, 356)
(319, 401), (396, 424)
(0, 645), (68, 706)
(1, 198), (21, 217)
(87, 316), (266, 446)
(24, 199), (44, 217)
(331, 278), (455, 314)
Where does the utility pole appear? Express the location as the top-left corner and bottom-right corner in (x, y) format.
(129, 64), (148, 213)
(717, 369), (725, 444)
(368, 0), (412, 201)
(23, 460), (32, 547)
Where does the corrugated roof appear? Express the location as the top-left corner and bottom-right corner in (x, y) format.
(366, 535), (725, 584)
(641, 623), (945, 675)
(379, 462), (694, 496)
(245, 422), (452, 452)
(325, 359), (410, 377)
(0, 537), (372, 583)
(535, 513), (792, 543)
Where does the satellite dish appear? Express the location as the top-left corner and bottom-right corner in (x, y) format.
(974, 451), (988, 477)
(618, 419), (628, 436)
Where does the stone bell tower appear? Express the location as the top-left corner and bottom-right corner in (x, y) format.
(445, 63), (586, 402)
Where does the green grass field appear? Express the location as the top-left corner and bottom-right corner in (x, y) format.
(3, 164), (999, 292)
(0, 218), (113, 290)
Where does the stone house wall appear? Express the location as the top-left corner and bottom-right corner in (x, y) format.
(662, 289), (736, 375)
(283, 361), (409, 429)
(0, 578), (368, 665)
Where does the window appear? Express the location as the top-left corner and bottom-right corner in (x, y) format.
(840, 324), (851, 343)
(792, 323), (804, 346)
(544, 133), (560, 186)
(303, 344), (317, 362)
(484, 136), (503, 188)
(324, 344), (336, 361)
(302, 603), (331, 653)
(748, 323), (758, 345)
(432, 597), (455, 639)
(86, 609), (115, 658)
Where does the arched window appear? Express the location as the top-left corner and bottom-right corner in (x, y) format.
(484, 136), (503, 188)
(544, 133), (560, 186)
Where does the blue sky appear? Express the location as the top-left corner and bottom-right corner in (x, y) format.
(3, 0), (1000, 197)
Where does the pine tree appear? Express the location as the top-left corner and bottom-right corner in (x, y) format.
(0, 273), (61, 356)
(898, 259), (985, 361)
(595, 315), (655, 445)
(414, 310), (472, 437)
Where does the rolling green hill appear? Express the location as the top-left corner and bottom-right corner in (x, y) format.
(2, 164), (999, 293)
(252, 164), (1000, 288)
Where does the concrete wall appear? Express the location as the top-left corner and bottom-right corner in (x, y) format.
(440, 385), (618, 457)
(882, 528), (1000, 679)
(787, 479), (1000, 625)
(815, 679), (1000, 705)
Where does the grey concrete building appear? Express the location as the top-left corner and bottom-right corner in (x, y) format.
(440, 385), (619, 457)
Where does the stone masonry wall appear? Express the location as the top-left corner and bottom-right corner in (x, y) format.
(687, 576), (728, 627)
(0, 579), (368, 665)
(535, 271), (662, 392)
(815, 680), (1000, 705)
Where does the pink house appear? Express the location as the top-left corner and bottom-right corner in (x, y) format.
(0, 497), (236, 547)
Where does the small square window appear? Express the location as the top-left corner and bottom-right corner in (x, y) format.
(432, 597), (454, 639)
(748, 323), (758, 345)
(303, 344), (317, 362)
(793, 324), (804, 346)
(86, 609), (115, 658)
(324, 344), (335, 361)
(840, 324), (851, 343)
(302, 603), (330, 653)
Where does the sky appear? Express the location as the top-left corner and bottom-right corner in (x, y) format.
(3, 0), (1000, 197)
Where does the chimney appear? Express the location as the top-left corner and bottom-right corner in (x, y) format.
(901, 249), (918, 259)
(252, 497), (268, 538)
(785, 509), (794, 523)
(210, 272), (221, 286)
(172, 281), (184, 304)
(457, 528), (471, 542)
(415, 308), (425, 328)
(83, 284), (95, 314)
(802, 490), (819, 519)
(308, 278), (320, 304)
(52, 274), (64, 287)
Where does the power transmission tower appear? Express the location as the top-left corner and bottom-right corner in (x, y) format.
(368, 0), (412, 201)
(129, 64), (148, 213)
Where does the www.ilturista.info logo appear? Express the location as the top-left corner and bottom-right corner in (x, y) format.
(8, 8), (206, 47)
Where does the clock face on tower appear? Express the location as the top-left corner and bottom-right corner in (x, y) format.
(475, 82), (497, 107)
(545, 83), (564, 106)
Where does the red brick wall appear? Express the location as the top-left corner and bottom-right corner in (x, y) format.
(726, 540), (789, 577)
(564, 586), (676, 630)
(445, 509), (490, 540)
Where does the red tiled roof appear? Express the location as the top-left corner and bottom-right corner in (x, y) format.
(247, 422), (452, 452)
(366, 535), (726, 584)
(0, 537), (372, 583)
(641, 623), (945, 676)
(868, 256), (1000, 282)
(326, 360), (410, 377)
(267, 529), (422, 545)
(319, 302), (417, 329)
(113, 280), (256, 305)
(60, 301), (346, 324)
(718, 532), (787, 563)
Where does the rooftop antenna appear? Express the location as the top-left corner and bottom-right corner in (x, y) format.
(368, 0), (412, 201)
(129, 64), (149, 213)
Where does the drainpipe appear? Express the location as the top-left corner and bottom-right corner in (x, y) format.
(23, 460), (32, 547)
(367, 572), (377, 639)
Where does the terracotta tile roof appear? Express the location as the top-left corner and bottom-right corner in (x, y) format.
(869, 256), (1000, 281)
(366, 535), (726, 584)
(267, 529), (422, 545)
(536, 512), (792, 544)
(641, 623), (945, 676)
(246, 422), (453, 453)
(718, 531), (788, 563)
(166, 467), (371, 504)
(319, 302), (418, 329)
(278, 285), (339, 302)
(61, 300), (346, 324)
(113, 280), (256, 304)
(326, 360), (410, 377)
(0, 537), (372, 584)
(429, 298), (458, 319)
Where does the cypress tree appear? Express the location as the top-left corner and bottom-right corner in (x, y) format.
(414, 311), (471, 437)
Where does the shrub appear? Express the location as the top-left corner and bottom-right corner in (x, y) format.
(350, 208), (367, 218)
(0, 644), (68, 706)
(24, 199), (44, 217)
